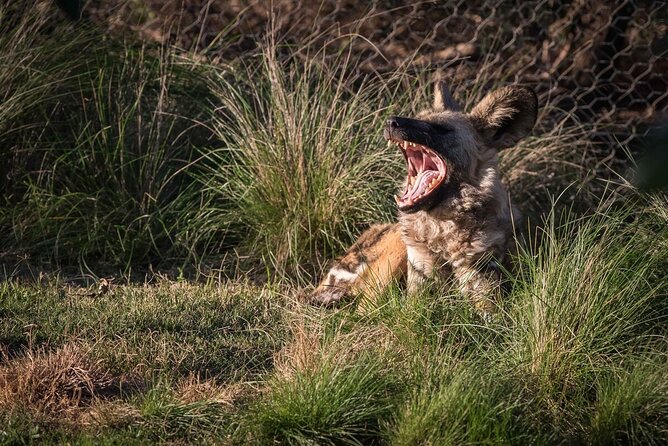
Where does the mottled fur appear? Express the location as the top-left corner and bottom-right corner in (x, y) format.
(311, 223), (407, 305)
(311, 82), (537, 315)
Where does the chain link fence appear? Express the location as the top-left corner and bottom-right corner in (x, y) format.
(91, 0), (667, 147)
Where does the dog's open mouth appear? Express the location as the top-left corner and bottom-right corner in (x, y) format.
(390, 139), (447, 209)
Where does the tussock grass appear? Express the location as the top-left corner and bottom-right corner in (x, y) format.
(0, 2), (214, 268)
(0, 343), (120, 422)
(2, 199), (667, 444)
(507, 200), (668, 367)
(385, 199), (668, 445)
(135, 383), (232, 442)
(194, 47), (405, 280)
(0, 4), (608, 279)
(590, 355), (668, 445)
(2, 4), (409, 277)
(248, 352), (399, 445)
(498, 199), (668, 442)
(391, 364), (525, 446)
(501, 123), (601, 219)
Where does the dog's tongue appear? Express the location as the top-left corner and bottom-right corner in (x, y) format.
(405, 170), (439, 201)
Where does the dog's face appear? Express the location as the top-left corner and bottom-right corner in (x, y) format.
(384, 83), (538, 213)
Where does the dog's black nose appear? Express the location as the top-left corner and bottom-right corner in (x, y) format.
(387, 118), (399, 128)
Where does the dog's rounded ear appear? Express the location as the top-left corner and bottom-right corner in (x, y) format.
(433, 81), (461, 112)
(470, 86), (538, 150)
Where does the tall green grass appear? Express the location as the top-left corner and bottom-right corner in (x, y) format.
(249, 353), (399, 445)
(2, 196), (667, 444)
(0, 3), (215, 268)
(193, 47), (407, 279)
(1, 3), (611, 281)
(1, 4), (412, 276)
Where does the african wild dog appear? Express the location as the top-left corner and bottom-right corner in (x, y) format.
(311, 81), (538, 316)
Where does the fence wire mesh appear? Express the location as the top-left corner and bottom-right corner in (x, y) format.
(93, 0), (668, 147)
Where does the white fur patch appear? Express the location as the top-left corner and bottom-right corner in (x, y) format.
(328, 265), (364, 283)
(406, 244), (434, 274)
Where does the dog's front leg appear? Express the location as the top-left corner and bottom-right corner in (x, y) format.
(405, 241), (435, 294)
(454, 260), (503, 320)
(310, 224), (406, 306)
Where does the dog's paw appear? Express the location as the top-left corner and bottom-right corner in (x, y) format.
(309, 286), (348, 307)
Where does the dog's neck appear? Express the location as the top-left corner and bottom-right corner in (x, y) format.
(397, 164), (516, 263)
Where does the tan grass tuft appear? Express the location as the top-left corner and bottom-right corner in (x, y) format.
(0, 343), (120, 421)
(80, 400), (142, 428)
(175, 373), (244, 406)
(273, 314), (324, 379)
(274, 303), (398, 379)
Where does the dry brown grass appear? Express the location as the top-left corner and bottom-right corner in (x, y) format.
(0, 343), (127, 423)
(79, 400), (142, 429)
(273, 301), (401, 382)
(501, 123), (602, 217)
(174, 373), (244, 407)
(272, 314), (324, 379)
